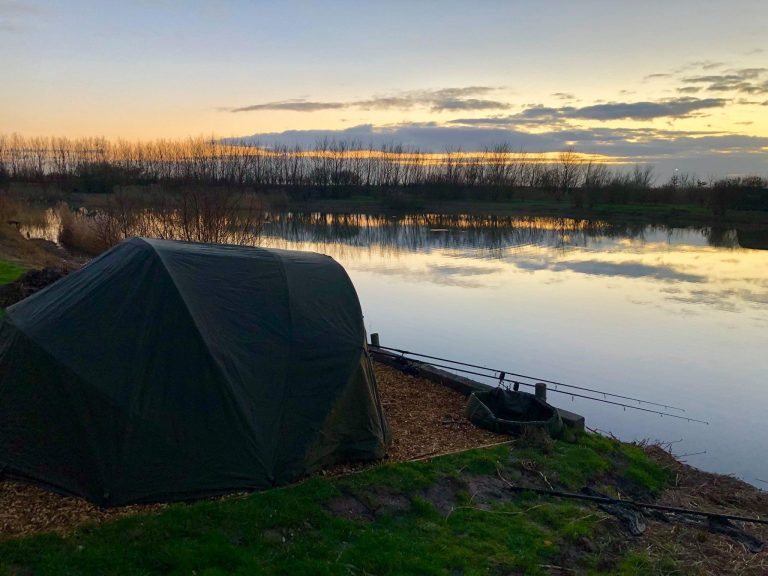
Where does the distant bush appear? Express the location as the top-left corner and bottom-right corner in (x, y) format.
(709, 176), (767, 215)
(74, 162), (145, 194)
(0, 164), (8, 190)
(380, 190), (425, 211)
(0, 190), (21, 222)
(57, 204), (110, 255)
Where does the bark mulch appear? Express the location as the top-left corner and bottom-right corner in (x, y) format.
(0, 361), (504, 540)
(0, 482), (167, 540)
(373, 362), (505, 461)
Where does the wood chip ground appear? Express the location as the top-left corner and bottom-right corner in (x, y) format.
(0, 361), (504, 539)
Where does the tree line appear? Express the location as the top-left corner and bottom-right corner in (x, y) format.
(0, 134), (765, 212)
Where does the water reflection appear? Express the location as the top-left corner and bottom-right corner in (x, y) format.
(21, 209), (768, 318)
(20, 208), (751, 251)
(243, 213), (767, 321)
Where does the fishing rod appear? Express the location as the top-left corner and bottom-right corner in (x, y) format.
(407, 358), (709, 425)
(372, 347), (709, 424)
(375, 344), (686, 412)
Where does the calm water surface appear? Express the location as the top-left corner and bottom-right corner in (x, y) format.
(256, 213), (767, 485)
(24, 211), (768, 485)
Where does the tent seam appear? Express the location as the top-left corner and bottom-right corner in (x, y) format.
(142, 239), (270, 477)
(266, 249), (294, 483)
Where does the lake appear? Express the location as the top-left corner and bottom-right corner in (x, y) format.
(23, 210), (768, 486)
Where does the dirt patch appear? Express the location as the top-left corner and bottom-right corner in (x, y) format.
(326, 476), (467, 522)
(261, 528), (287, 544)
(325, 495), (375, 522)
(365, 486), (411, 518)
(325, 484), (413, 522)
(421, 476), (464, 516)
(465, 475), (515, 508)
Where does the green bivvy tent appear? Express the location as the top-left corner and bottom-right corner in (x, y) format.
(0, 237), (389, 506)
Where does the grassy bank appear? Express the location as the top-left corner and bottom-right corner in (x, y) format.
(0, 434), (678, 576)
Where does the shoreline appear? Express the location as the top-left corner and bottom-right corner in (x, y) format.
(5, 181), (768, 233)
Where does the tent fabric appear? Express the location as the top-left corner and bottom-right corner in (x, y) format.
(0, 237), (389, 506)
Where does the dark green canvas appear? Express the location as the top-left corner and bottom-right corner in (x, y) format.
(0, 238), (389, 506)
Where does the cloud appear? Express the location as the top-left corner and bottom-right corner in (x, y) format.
(428, 98), (510, 111)
(697, 61), (726, 70)
(662, 287), (768, 313)
(736, 98), (764, 105)
(226, 123), (561, 151)
(682, 68), (768, 94)
(512, 258), (705, 283)
(448, 97), (727, 125)
(353, 263), (491, 288)
(674, 60), (726, 74)
(448, 107), (567, 128)
(231, 100), (346, 112)
(228, 86), (509, 113)
(644, 73), (672, 80)
(224, 122), (768, 177)
(227, 122), (768, 156)
(685, 68), (766, 83)
(645, 63), (768, 99)
(0, 0), (41, 32)
(551, 260), (705, 283)
(552, 92), (575, 100)
(430, 264), (502, 277)
(565, 98), (726, 120)
(422, 87), (498, 99)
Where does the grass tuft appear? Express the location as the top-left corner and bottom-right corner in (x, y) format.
(0, 260), (24, 285)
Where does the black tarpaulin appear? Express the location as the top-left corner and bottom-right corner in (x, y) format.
(0, 237), (389, 506)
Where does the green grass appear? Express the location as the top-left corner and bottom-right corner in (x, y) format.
(612, 552), (683, 576)
(0, 434), (676, 575)
(0, 260), (24, 285)
(508, 433), (669, 495)
(0, 260), (25, 317)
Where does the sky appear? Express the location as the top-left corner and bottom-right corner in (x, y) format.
(1, 0), (767, 178)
